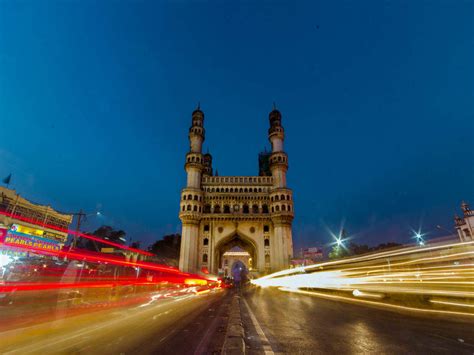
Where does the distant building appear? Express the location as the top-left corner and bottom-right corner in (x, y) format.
(220, 246), (252, 277)
(0, 187), (73, 253)
(291, 247), (323, 267)
(455, 201), (474, 242)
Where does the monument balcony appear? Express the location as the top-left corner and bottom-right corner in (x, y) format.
(202, 176), (273, 185)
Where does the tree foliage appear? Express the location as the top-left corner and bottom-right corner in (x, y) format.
(328, 241), (402, 260)
(76, 225), (127, 252)
(148, 234), (181, 261)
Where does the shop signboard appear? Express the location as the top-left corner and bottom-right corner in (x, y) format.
(3, 229), (61, 253)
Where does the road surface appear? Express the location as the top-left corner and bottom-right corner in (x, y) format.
(0, 289), (230, 354)
(241, 287), (474, 354)
(1, 287), (473, 354)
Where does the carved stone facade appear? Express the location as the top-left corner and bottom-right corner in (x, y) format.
(178, 107), (294, 274)
(455, 201), (474, 242)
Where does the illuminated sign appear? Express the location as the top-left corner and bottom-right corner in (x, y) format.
(11, 224), (44, 237)
(9, 224), (66, 243)
(43, 231), (67, 243)
(3, 230), (61, 253)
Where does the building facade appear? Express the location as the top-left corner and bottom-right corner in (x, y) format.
(0, 187), (73, 252)
(178, 107), (294, 274)
(455, 201), (474, 242)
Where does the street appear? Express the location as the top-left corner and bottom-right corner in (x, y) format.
(0, 289), (230, 354)
(241, 287), (474, 354)
(1, 286), (473, 354)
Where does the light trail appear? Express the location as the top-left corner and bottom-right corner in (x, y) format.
(0, 210), (153, 256)
(252, 240), (474, 315)
(278, 288), (474, 318)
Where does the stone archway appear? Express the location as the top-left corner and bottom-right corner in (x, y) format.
(213, 233), (257, 275)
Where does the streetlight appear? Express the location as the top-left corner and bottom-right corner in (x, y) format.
(413, 231), (425, 246)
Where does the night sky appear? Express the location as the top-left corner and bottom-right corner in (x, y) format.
(1, 1), (473, 250)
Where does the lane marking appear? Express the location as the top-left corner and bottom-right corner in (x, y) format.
(242, 298), (275, 355)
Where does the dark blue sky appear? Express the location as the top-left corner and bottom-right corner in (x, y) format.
(1, 1), (473, 249)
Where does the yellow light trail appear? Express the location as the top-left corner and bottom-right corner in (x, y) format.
(252, 240), (474, 315)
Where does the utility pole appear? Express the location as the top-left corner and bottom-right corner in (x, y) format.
(72, 209), (85, 249)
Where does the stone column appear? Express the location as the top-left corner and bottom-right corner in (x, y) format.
(179, 222), (199, 273)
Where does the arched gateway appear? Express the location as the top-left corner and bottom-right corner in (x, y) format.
(178, 106), (294, 275)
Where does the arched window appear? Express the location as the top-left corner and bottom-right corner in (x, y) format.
(281, 194), (285, 200)
(203, 238), (209, 246)
(288, 205), (291, 211)
(194, 195), (198, 200)
(192, 156), (195, 162)
(264, 239), (270, 247)
(252, 204), (259, 213)
(230, 188), (234, 193)
(287, 195), (291, 200)
(259, 188), (262, 192)
(204, 204), (211, 213)
(226, 188), (229, 192)
(264, 225), (269, 232)
(275, 195), (279, 201)
(187, 205), (191, 211)
(188, 194), (192, 200)
(239, 188), (243, 193)
(224, 205), (230, 213)
(199, 206), (201, 212)
(216, 188), (220, 193)
(282, 205), (286, 211)
(275, 205), (280, 212)
(193, 205), (198, 211)
(271, 206), (274, 213)
(211, 188), (215, 193)
(183, 195), (186, 200)
(244, 188), (248, 193)
(262, 205), (269, 213)
(243, 204), (249, 213)
(214, 205), (221, 213)
(202, 253), (208, 263)
(182, 206), (185, 211)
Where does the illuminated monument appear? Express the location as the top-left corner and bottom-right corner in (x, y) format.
(178, 106), (294, 274)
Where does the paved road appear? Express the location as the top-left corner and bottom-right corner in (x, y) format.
(241, 287), (474, 354)
(0, 289), (230, 354)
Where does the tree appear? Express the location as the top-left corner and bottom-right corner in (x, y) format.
(148, 234), (181, 261)
(328, 245), (349, 259)
(77, 225), (127, 252)
(328, 241), (403, 260)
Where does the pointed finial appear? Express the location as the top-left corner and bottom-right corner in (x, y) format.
(273, 102), (277, 110)
(197, 102), (201, 110)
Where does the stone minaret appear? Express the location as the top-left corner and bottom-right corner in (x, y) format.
(179, 107), (205, 272)
(268, 107), (294, 269)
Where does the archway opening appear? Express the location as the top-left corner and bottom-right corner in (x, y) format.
(215, 234), (256, 277)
